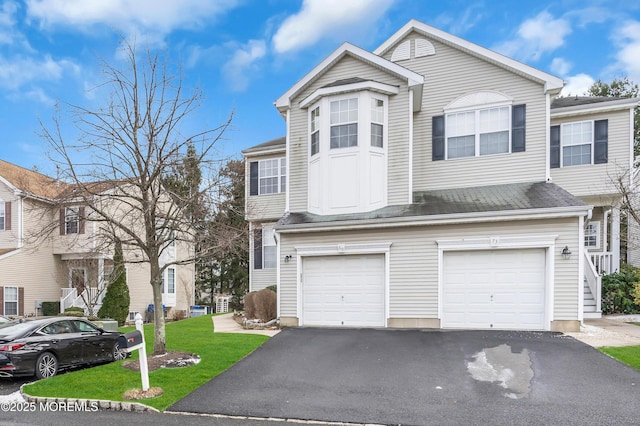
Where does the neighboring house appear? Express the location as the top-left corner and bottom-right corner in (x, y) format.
(0, 160), (194, 319)
(243, 20), (639, 332)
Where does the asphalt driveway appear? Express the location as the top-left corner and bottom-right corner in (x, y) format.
(169, 328), (640, 425)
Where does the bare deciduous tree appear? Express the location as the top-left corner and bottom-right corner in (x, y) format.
(40, 40), (232, 354)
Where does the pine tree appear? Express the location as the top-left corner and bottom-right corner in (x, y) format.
(98, 239), (131, 326)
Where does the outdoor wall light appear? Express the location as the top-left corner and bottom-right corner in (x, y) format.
(284, 255), (292, 263)
(561, 246), (572, 260)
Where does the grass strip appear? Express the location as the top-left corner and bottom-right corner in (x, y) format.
(600, 345), (640, 370)
(22, 314), (269, 411)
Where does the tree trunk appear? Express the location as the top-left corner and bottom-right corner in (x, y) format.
(150, 261), (166, 355)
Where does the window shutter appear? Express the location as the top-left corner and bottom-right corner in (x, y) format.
(0, 287), (3, 315)
(432, 115), (445, 161)
(550, 125), (560, 168)
(253, 228), (262, 270)
(594, 119), (608, 164)
(60, 208), (65, 235)
(250, 162), (259, 196)
(511, 104), (526, 152)
(4, 201), (10, 231)
(79, 207), (86, 234)
(18, 287), (24, 316)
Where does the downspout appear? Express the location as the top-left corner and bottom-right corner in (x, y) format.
(545, 93), (551, 182)
(408, 89), (414, 203)
(285, 108), (291, 214)
(603, 209), (611, 253)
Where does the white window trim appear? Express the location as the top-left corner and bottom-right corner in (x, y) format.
(444, 103), (513, 160)
(0, 200), (4, 231)
(584, 221), (600, 249)
(560, 120), (595, 167)
(162, 267), (176, 294)
(258, 157), (286, 195)
(65, 206), (80, 235)
(4, 286), (18, 316)
(262, 227), (277, 269)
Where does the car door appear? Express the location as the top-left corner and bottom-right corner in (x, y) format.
(70, 320), (111, 363)
(39, 320), (83, 367)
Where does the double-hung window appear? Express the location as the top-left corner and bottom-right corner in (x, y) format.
(330, 98), (358, 149)
(262, 227), (277, 269)
(371, 98), (384, 148)
(446, 106), (510, 159)
(162, 268), (175, 294)
(258, 158), (286, 195)
(65, 207), (79, 234)
(584, 222), (600, 249)
(311, 106), (320, 156)
(0, 201), (4, 231)
(562, 121), (592, 166)
(4, 286), (18, 316)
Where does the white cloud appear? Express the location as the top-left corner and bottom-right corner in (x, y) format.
(550, 57), (571, 76)
(273, 0), (395, 54)
(494, 11), (571, 62)
(0, 55), (77, 90)
(435, 3), (484, 35)
(560, 73), (595, 97)
(222, 40), (267, 92)
(612, 20), (640, 84)
(26, 0), (240, 38)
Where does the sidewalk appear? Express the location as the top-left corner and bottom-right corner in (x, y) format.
(212, 313), (280, 337)
(566, 315), (640, 347)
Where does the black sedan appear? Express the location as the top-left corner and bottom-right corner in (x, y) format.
(0, 317), (127, 379)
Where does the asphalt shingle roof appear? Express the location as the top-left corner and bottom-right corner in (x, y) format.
(551, 96), (626, 109)
(277, 181), (587, 227)
(242, 136), (286, 155)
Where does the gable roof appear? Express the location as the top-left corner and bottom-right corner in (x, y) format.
(275, 42), (424, 114)
(276, 181), (589, 231)
(0, 160), (68, 199)
(374, 19), (564, 95)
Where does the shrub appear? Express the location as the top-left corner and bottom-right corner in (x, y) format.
(98, 240), (130, 326)
(266, 285), (277, 293)
(42, 301), (60, 316)
(601, 266), (640, 314)
(59, 310), (84, 317)
(244, 288), (277, 322)
(64, 307), (84, 313)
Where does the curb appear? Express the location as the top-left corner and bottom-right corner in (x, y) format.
(20, 384), (159, 413)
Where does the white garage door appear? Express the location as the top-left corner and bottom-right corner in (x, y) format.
(302, 255), (385, 327)
(443, 249), (546, 330)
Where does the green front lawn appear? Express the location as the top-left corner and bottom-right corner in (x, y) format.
(600, 346), (640, 370)
(22, 315), (269, 411)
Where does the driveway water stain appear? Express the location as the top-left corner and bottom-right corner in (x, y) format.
(467, 343), (534, 399)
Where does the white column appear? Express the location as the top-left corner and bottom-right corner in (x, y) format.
(611, 207), (621, 272)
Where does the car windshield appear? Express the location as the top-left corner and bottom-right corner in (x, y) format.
(0, 321), (40, 340)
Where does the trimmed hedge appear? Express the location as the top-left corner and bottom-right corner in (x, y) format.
(42, 301), (60, 316)
(601, 266), (640, 314)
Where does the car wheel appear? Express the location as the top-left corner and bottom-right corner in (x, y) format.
(112, 342), (127, 361)
(35, 352), (58, 379)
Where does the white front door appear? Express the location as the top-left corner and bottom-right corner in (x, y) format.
(443, 249), (546, 330)
(302, 255), (385, 327)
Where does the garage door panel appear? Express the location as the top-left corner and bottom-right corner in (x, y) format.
(443, 249), (546, 330)
(302, 255), (385, 327)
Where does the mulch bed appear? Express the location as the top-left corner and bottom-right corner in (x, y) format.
(122, 351), (201, 372)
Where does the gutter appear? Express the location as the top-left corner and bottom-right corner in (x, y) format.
(275, 205), (592, 234)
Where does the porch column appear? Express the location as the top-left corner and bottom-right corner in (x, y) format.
(98, 257), (105, 290)
(611, 207), (621, 272)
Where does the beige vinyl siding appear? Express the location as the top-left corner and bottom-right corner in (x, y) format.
(288, 55), (409, 212)
(245, 152), (287, 221)
(384, 33), (548, 190)
(279, 217), (580, 323)
(550, 110), (631, 197)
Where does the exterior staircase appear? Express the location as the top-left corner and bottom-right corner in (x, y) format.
(583, 280), (601, 319)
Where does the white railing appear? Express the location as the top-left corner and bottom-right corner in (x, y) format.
(60, 287), (103, 315)
(584, 251), (602, 314)
(589, 251), (613, 275)
(60, 288), (77, 312)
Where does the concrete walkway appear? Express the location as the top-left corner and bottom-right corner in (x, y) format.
(212, 313), (280, 337)
(567, 315), (640, 347)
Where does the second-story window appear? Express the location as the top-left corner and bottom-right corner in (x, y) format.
(258, 158), (286, 195)
(311, 106), (320, 156)
(65, 207), (79, 234)
(371, 98), (384, 148)
(562, 121), (592, 166)
(0, 201), (4, 231)
(446, 106), (510, 159)
(330, 97), (358, 149)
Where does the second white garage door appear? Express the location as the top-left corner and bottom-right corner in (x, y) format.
(302, 255), (385, 327)
(443, 249), (547, 330)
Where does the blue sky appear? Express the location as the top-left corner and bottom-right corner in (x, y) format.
(1, 0), (639, 176)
